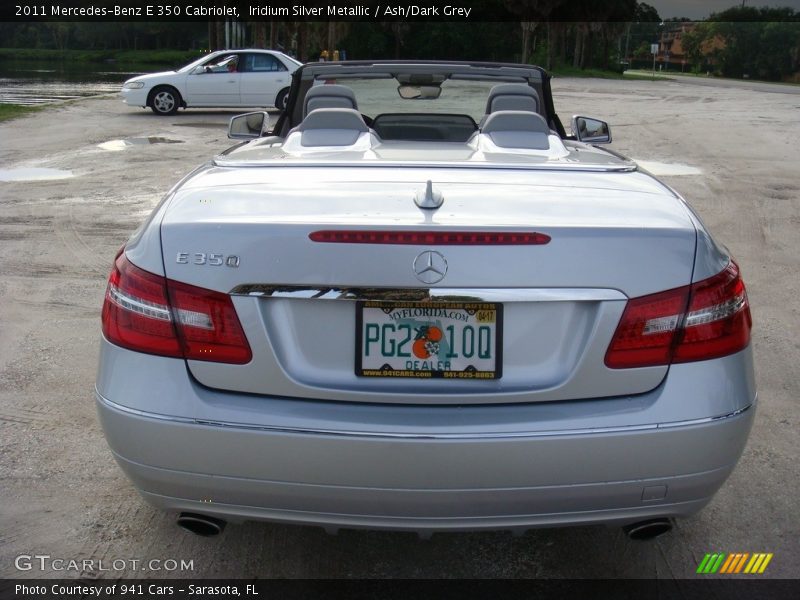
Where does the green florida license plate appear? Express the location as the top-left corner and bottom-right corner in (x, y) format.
(355, 301), (503, 379)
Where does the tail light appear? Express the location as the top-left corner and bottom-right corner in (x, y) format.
(605, 261), (751, 369)
(309, 230), (551, 245)
(101, 252), (251, 364)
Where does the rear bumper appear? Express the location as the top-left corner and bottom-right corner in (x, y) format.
(98, 396), (752, 531)
(95, 338), (756, 531)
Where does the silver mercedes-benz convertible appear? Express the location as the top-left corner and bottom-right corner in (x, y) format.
(96, 61), (755, 539)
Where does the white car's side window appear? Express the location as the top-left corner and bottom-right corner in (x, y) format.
(204, 54), (239, 74)
(247, 53), (287, 73)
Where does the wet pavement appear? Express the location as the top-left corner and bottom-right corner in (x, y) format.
(0, 167), (74, 181)
(97, 137), (184, 151)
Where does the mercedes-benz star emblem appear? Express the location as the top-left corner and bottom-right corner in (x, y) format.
(413, 250), (448, 284)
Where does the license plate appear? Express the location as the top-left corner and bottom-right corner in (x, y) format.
(356, 301), (503, 379)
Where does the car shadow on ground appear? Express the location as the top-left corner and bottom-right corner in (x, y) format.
(128, 506), (693, 579)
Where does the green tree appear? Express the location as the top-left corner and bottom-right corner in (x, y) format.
(706, 5), (800, 80)
(45, 23), (73, 51)
(626, 1), (661, 65)
(755, 21), (800, 80)
(680, 22), (711, 71)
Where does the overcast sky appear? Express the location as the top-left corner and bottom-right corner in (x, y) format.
(650, 0), (800, 19)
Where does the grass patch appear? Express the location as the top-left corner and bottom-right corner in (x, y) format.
(623, 72), (673, 81)
(550, 66), (626, 79)
(665, 70), (800, 87)
(0, 104), (43, 122)
(549, 65), (672, 81)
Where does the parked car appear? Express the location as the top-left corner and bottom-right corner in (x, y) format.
(120, 49), (302, 115)
(98, 61), (755, 540)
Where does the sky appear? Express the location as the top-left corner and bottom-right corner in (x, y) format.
(650, 0), (800, 19)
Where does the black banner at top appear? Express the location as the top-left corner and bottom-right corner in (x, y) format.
(5, 0), (515, 22)
(13, 0), (780, 23)
(6, 1), (799, 23)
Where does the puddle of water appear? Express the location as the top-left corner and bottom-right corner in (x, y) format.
(98, 137), (184, 151)
(0, 77), (121, 105)
(97, 140), (128, 152)
(130, 136), (183, 145)
(0, 61), (153, 105)
(0, 167), (74, 182)
(635, 160), (702, 176)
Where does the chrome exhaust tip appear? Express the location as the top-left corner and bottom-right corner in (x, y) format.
(176, 512), (226, 537)
(623, 518), (673, 541)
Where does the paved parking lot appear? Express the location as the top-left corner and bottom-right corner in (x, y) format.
(0, 75), (798, 578)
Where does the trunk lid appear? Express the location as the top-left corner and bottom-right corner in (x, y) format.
(158, 165), (696, 404)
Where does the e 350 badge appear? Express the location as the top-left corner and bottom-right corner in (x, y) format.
(176, 252), (240, 268)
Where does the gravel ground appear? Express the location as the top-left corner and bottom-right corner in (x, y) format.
(0, 76), (798, 579)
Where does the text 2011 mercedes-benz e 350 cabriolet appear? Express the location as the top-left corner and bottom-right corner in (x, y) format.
(97, 61), (754, 539)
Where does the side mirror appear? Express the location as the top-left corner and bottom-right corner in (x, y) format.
(228, 112), (268, 139)
(572, 116), (612, 144)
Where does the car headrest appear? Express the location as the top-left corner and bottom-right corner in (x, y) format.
(481, 111), (551, 150)
(298, 108), (369, 147)
(303, 84), (358, 118)
(484, 83), (540, 114)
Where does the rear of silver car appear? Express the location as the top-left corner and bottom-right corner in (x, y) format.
(96, 165), (755, 535)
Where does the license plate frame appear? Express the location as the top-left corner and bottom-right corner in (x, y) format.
(355, 300), (503, 380)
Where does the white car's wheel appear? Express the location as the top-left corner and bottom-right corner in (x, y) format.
(149, 86), (181, 116)
(276, 88), (290, 111)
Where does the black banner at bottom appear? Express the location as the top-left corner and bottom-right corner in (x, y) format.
(2, 579), (800, 600)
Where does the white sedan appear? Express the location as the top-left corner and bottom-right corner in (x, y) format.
(120, 49), (302, 115)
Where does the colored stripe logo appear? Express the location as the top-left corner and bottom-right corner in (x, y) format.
(697, 553), (773, 574)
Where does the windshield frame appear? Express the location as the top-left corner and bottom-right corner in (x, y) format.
(275, 60), (563, 138)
